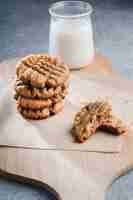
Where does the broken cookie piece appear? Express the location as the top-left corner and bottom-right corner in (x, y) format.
(71, 100), (127, 143)
(99, 117), (127, 136)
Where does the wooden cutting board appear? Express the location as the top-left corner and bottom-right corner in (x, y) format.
(0, 55), (133, 200)
(0, 75), (125, 153)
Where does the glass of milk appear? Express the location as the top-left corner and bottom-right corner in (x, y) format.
(49, 1), (94, 69)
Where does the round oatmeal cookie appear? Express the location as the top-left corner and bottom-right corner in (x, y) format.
(17, 100), (65, 120)
(15, 79), (68, 99)
(16, 54), (70, 88)
(17, 96), (52, 110)
(17, 106), (50, 120)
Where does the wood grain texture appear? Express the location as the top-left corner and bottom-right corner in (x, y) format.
(0, 55), (133, 200)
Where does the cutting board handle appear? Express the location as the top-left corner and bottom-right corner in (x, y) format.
(0, 168), (62, 200)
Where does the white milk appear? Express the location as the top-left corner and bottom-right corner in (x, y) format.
(49, 18), (95, 69)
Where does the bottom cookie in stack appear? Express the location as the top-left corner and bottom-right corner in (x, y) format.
(15, 80), (68, 120)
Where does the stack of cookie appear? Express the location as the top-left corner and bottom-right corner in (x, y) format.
(14, 54), (69, 120)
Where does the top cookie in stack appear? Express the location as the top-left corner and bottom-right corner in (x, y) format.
(14, 54), (70, 120)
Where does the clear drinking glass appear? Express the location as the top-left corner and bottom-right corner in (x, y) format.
(49, 1), (94, 69)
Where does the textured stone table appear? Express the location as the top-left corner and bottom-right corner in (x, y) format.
(0, 0), (133, 78)
(0, 0), (133, 199)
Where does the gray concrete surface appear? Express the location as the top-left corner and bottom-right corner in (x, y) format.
(0, 178), (51, 200)
(0, 0), (133, 199)
(0, 0), (133, 78)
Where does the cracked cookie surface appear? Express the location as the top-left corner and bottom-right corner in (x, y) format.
(71, 100), (127, 143)
(17, 99), (64, 120)
(16, 94), (65, 110)
(15, 79), (68, 99)
(16, 54), (70, 88)
(16, 96), (52, 110)
(99, 117), (127, 136)
(17, 106), (50, 120)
